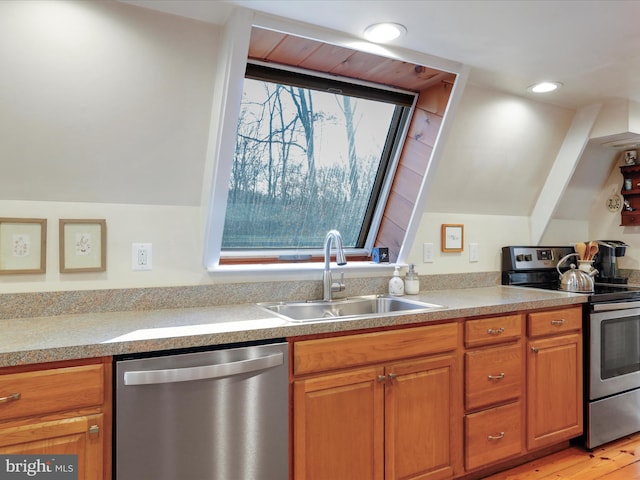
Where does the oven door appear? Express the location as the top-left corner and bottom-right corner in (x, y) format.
(590, 307), (640, 400)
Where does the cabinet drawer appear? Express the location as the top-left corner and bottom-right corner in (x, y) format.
(465, 314), (521, 348)
(293, 322), (457, 376)
(528, 307), (582, 338)
(465, 401), (523, 471)
(0, 364), (105, 422)
(465, 343), (522, 410)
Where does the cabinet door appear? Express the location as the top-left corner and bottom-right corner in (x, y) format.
(0, 414), (104, 480)
(527, 334), (583, 450)
(385, 355), (456, 480)
(293, 366), (384, 480)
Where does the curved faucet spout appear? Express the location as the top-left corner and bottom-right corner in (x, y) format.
(323, 230), (347, 301)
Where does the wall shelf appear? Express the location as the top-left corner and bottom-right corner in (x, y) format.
(620, 165), (640, 225)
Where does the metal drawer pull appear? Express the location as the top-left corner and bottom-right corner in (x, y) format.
(0, 393), (21, 404)
(531, 346), (539, 353)
(487, 327), (505, 335)
(377, 375), (387, 382)
(488, 373), (505, 380)
(488, 432), (505, 440)
(550, 319), (566, 326)
(387, 373), (397, 380)
(89, 425), (100, 435)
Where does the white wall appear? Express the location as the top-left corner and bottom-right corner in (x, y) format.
(0, 1), (218, 206)
(0, 2), (587, 293)
(406, 213), (531, 274)
(0, 200), (209, 293)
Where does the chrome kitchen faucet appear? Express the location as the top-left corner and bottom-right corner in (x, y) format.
(323, 230), (347, 301)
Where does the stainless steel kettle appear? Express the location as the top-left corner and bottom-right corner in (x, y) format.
(556, 253), (597, 293)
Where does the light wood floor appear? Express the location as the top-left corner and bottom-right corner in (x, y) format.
(485, 433), (640, 480)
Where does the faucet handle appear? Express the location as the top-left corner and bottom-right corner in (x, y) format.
(331, 272), (346, 293)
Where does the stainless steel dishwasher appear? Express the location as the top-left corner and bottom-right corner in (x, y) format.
(114, 340), (288, 480)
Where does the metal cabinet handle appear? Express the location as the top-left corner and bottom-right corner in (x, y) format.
(377, 373), (398, 382)
(488, 432), (505, 440)
(488, 373), (505, 380)
(531, 346), (539, 353)
(0, 393), (21, 404)
(89, 425), (100, 435)
(487, 327), (505, 335)
(550, 319), (566, 326)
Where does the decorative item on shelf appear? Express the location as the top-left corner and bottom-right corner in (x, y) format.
(607, 194), (622, 212)
(441, 224), (463, 252)
(59, 219), (107, 273)
(624, 200), (635, 211)
(625, 178), (633, 190)
(0, 217), (47, 274)
(371, 246), (389, 263)
(625, 150), (638, 165)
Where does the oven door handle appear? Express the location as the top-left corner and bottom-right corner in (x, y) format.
(592, 300), (640, 312)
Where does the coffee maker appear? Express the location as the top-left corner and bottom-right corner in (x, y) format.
(593, 240), (629, 284)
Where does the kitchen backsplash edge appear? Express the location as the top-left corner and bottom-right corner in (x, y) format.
(0, 272), (501, 319)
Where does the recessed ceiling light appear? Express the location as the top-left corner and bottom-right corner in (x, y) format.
(527, 81), (563, 93)
(363, 23), (407, 43)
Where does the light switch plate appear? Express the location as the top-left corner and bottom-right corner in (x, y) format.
(469, 242), (479, 262)
(423, 243), (434, 263)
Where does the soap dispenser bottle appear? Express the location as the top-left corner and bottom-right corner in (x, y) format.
(388, 266), (404, 296)
(405, 264), (419, 295)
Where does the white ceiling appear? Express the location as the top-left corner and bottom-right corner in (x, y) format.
(121, 0), (640, 110)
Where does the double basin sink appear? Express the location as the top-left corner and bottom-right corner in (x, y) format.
(258, 294), (445, 322)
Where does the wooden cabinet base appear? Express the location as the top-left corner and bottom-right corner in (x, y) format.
(454, 441), (570, 480)
(0, 357), (111, 480)
(0, 414), (104, 480)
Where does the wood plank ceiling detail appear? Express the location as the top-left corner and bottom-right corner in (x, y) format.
(248, 27), (455, 93)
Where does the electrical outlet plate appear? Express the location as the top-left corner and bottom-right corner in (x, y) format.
(132, 243), (152, 271)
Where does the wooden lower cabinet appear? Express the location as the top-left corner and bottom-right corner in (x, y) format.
(385, 356), (456, 480)
(0, 414), (104, 480)
(0, 358), (111, 480)
(294, 366), (385, 480)
(527, 333), (583, 450)
(292, 323), (458, 480)
(292, 306), (584, 479)
(294, 355), (456, 480)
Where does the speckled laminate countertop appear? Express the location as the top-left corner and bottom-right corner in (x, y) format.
(0, 286), (587, 367)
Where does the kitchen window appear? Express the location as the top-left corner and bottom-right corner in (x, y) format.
(218, 63), (415, 263)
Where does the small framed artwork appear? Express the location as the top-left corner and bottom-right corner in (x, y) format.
(441, 224), (464, 252)
(0, 218), (47, 274)
(59, 219), (106, 273)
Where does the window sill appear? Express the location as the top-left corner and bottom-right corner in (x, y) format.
(207, 261), (401, 281)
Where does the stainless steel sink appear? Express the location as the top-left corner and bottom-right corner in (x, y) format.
(257, 295), (445, 322)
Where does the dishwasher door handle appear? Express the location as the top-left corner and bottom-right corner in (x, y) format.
(124, 351), (284, 386)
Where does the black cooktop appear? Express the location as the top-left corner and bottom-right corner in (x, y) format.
(519, 282), (640, 303)
(501, 245), (640, 304)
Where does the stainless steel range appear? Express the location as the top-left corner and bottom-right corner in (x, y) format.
(502, 245), (640, 449)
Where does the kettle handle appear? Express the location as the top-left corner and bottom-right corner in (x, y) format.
(556, 253), (579, 275)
